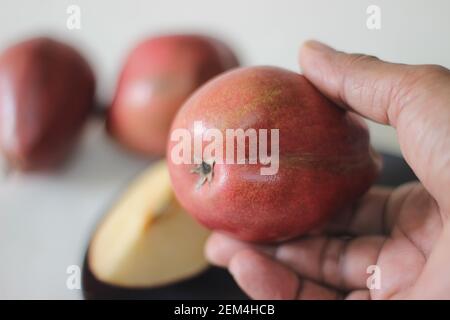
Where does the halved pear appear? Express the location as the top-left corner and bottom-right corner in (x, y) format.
(88, 160), (210, 288)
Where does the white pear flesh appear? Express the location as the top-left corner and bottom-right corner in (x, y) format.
(88, 160), (210, 288)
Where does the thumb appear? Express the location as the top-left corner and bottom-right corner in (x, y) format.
(299, 40), (449, 126)
(299, 40), (450, 215)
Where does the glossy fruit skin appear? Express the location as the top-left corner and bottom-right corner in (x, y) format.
(167, 66), (381, 243)
(0, 37), (95, 171)
(107, 34), (239, 156)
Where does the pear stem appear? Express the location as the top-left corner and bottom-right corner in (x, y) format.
(191, 159), (215, 189)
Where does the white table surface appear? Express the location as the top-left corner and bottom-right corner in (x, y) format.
(0, 118), (152, 299)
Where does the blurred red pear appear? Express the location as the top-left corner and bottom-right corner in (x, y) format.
(107, 34), (239, 156)
(0, 37), (95, 171)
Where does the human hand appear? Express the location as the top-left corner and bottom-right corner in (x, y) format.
(205, 41), (450, 300)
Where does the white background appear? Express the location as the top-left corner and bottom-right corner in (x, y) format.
(0, 0), (449, 299)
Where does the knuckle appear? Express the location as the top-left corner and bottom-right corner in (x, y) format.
(393, 64), (449, 104)
(409, 64), (450, 87)
(417, 64), (449, 78)
(387, 70), (420, 125)
(343, 53), (380, 70)
(320, 238), (346, 287)
(339, 54), (383, 115)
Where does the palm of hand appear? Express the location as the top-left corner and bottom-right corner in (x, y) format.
(330, 182), (442, 299)
(206, 182), (448, 300)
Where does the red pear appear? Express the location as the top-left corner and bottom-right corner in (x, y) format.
(0, 37), (95, 171)
(167, 66), (380, 243)
(107, 34), (239, 156)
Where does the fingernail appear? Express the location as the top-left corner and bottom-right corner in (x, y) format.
(303, 40), (335, 53)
